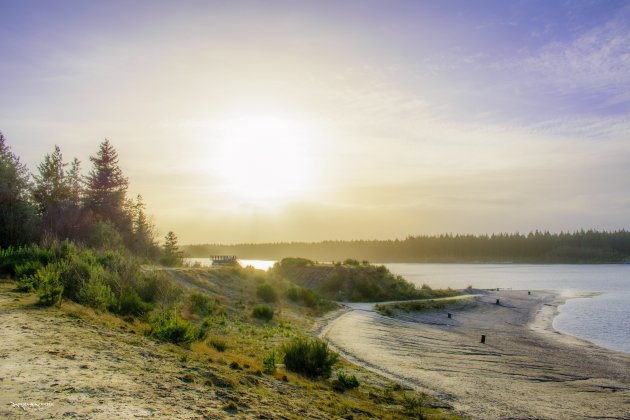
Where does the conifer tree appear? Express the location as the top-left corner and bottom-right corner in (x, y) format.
(131, 194), (158, 259)
(33, 145), (74, 238)
(0, 132), (37, 246)
(85, 139), (130, 234)
(161, 231), (183, 266)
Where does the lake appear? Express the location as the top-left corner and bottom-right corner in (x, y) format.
(184, 259), (630, 354)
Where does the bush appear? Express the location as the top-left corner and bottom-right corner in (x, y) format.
(148, 309), (201, 345)
(286, 286), (320, 308)
(116, 289), (153, 317)
(333, 371), (359, 391)
(56, 250), (102, 300)
(0, 244), (54, 276)
(281, 337), (339, 378)
(36, 264), (64, 307)
(252, 304), (274, 321)
(402, 393), (425, 418)
(208, 337), (227, 352)
(262, 350), (277, 374)
(14, 260), (42, 280)
(15, 260), (44, 292)
(139, 271), (182, 307)
(16, 275), (39, 293)
(274, 257), (314, 269)
(252, 303), (274, 320)
(77, 276), (115, 311)
(189, 292), (214, 315)
(256, 283), (277, 303)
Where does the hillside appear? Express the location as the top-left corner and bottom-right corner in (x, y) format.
(0, 268), (460, 419)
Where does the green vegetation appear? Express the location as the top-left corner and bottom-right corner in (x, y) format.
(375, 296), (477, 317)
(188, 292), (215, 315)
(208, 336), (227, 352)
(262, 350), (277, 373)
(281, 337), (339, 378)
(252, 303), (274, 321)
(275, 257), (459, 302)
(148, 308), (203, 345)
(185, 230), (630, 263)
(286, 285), (320, 308)
(256, 283), (278, 303)
(333, 371), (360, 392)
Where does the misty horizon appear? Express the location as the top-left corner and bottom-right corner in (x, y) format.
(2, 1), (629, 243)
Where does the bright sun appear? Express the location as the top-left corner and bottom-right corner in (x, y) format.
(209, 112), (314, 206)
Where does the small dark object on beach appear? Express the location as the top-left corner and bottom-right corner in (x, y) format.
(480, 334), (486, 344)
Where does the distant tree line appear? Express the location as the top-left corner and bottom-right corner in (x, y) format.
(0, 132), (182, 265)
(184, 230), (630, 263)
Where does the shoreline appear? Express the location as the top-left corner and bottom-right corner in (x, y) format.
(319, 290), (630, 419)
(528, 290), (604, 349)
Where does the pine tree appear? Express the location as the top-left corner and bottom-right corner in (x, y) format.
(33, 145), (75, 238)
(161, 231), (183, 267)
(85, 139), (130, 233)
(67, 158), (83, 207)
(131, 194), (158, 259)
(0, 132), (37, 246)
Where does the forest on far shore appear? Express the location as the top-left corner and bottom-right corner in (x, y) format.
(184, 230), (630, 263)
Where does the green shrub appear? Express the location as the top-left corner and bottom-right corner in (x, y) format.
(402, 393), (425, 418)
(0, 244), (54, 276)
(262, 350), (277, 374)
(148, 309), (201, 345)
(56, 250), (101, 300)
(14, 260), (42, 280)
(334, 371), (359, 391)
(77, 276), (115, 311)
(274, 257), (314, 269)
(281, 337), (339, 378)
(256, 283), (277, 303)
(189, 292), (214, 315)
(115, 289), (153, 316)
(286, 286), (320, 308)
(36, 264), (64, 307)
(286, 286), (300, 302)
(208, 337), (227, 352)
(139, 271), (182, 306)
(252, 304), (274, 321)
(16, 275), (39, 293)
(14, 259), (45, 292)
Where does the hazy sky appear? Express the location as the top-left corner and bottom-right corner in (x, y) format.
(1, 0), (629, 244)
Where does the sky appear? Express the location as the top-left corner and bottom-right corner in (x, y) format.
(1, 0), (629, 244)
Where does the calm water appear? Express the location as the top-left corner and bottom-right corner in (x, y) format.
(185, 258), (276, 271)
(384, 263), (630, 354)
(184, 258), (630, 353)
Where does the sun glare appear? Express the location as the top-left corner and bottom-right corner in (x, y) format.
(209, 112), (314, 207)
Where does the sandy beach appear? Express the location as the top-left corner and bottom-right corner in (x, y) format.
(321, 290), (630, 419)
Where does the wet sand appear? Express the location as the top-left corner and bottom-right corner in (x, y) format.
(321, 290), (630, 419)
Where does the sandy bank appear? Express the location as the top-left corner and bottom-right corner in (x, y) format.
(0, 283), (332, 419)
(320, 290), (630, 419)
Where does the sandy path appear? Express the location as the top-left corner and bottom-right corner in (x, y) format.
(321, 290), (630, 419)
(0, 283), (326, 419)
